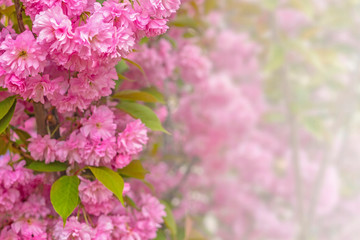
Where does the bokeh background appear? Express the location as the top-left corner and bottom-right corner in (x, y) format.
(127, 0), (360, 239)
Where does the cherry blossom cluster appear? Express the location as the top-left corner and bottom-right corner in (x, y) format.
(0, 153), (166, 239)
(28, 107), (148, 169)
(0, 0), (181, 239)
(0, 0), (180, 112)
(121, 37), (211, 92)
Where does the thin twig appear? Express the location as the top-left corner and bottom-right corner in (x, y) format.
(305, 67), (357, 237)
(270, 11), (306, 239)
(165, 157), (198, 200)
(282, 69), (306, 240)
(82, 207), (89, 225)
(47, 107), (61, 139)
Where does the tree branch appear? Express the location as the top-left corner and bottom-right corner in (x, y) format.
(14, 0), (25, 33)
(0, 22), (6, 31)
(33, 102), (47, 136)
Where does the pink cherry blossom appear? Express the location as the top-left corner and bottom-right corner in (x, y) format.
(275, 8), (308, 33)
(4, 74), (25, 94)
(28, 135), (58, 164)
(134, 0), (181, 18)
(81, 136), (117, 166)
(11, 218), (47, 239)
(0, 187), (20, 213)
(33, 5), (75, 55)
(177, 44), (211, 85)
(61, 0), (93, 18)
(95, 215), (113, 239)
(133, 193), (166, 239)
(79, 179), (116, 216)
(145, 19), (169, 37)
(0, 30), (47, 78)
(113, 153), (132, 169)
(22, 74), (54, 104)
(80, 105), (117, 140)
(53, 217), (95, 240)
(117, 119), (149, 155)
(22, 0), (58, 20)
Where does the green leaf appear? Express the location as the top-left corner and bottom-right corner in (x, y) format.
(12, 128), (31, 145)
(89, 166), (125, 206)
(0, 137), (9, 155)
(113, 90), (163, 103)
(23, 15), (33, 31)
(124, 195), (140, 211)
(115, 60), (129, 74)
(26, 161), (69, 172)
(154, 229), (167, 240)
(161, 201), (177, 238)
(128, 0), (135, 7)
(141, 87), (165, 103)
(169, 16), (200, 30)
(204, 0), (217, 14)
(118, 73), (135, 82)
(116, 101), (169, 134)
(183, 30), (197, 38)
(0, 96), (16, 120)
(141, 179), (155, 193)
(162, 35), (177, 48)
(0, 5), (15, 17)
(139, 37), (149, 45)
(50, 176), (80, 225)
(302, 117), (327, 141)
(118, 160), (150, 179)
(263, 0), (279, 10)
(0, 99), (16, 134)
(122, 57), (146, 76)
(265, 44), (285, 74)
(189, 0), (200, 16)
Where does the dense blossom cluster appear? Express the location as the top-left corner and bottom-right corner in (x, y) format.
(0, 153), (166, 239)
(0, 152), (165, 239)
(0, 0), (180, 238)
(0, 0), (180, 112)
(28, 113), (148, 168)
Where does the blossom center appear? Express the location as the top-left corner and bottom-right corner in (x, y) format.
(18, 50), (28, 58)
(19, 50), (27, 57)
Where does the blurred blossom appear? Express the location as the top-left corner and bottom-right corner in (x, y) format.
(132, 0), (360, 239)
